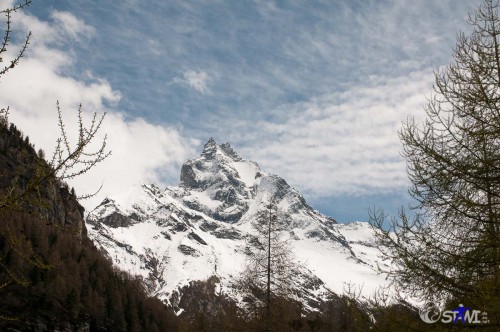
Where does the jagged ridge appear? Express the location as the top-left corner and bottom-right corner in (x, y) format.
(86, 138), (389, 313)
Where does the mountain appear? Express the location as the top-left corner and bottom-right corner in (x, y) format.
(0, 120), (180, 331)
(86, 138), (389, 314)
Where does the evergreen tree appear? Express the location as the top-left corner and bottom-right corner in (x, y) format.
(371, 0), (500, 326)
(240, 201), (297, 331)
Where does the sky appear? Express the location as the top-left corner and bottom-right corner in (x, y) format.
(0, 0), (479, 222)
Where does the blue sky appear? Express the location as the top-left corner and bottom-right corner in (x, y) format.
(0, 0), (479, 221)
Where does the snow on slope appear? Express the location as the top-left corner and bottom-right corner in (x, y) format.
(86, 138), (389, 311)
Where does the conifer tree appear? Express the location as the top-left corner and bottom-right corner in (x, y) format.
(240, 201), (297, 331)
(371, 0), (500, 326)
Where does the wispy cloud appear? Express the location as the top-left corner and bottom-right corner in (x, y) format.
(238, 70), (433, 198)
(48, 1), (476, 130)
(50, 10), (95, 41)
(173, 69), (212, 94)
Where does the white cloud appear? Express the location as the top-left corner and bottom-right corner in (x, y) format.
(0, 0), (15, 10)
(50, 10), (95, 41)
(173, 69), (212, 93)
(0, 8), (196, 212)
(240, 70), (434, 198)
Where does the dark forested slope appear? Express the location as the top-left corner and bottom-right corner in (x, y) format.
(0, 120), (179, 331)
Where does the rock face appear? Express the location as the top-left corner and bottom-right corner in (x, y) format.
(86, 138), (389, 313)
(0, 122), (85, 237)
(179, 138), (255, 222)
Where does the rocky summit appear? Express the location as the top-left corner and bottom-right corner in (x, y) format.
(86, 138), (389, 313)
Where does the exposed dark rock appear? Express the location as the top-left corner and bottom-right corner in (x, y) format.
(183, 198), (209, 215)
(129, 211), (143, 222)
(188, 232), (207, 245)
(101, 211), (132, 228)
(219, 142), (241, 161)
(200, 220), (218, 232)
(178, 244), (200, 257)
(214, 186), (237, 203)
(174, 275), (242, 325)
(0, 121), (85, 238)
(172, 221), (188, 233)
(200, 137), (218, 159)
(180, 163), (198, 187)
(305, 229), (323, 240)
(213, 228), (242, 240)
(214, 209), (244, 223)
(156, 218), (169, 226)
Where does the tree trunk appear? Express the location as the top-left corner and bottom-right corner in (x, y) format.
(266, 204), (271, 332)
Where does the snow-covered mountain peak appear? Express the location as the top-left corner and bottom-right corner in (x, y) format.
(200, 137), (217, 158)
(86, 139), (390, 313)
(176, 139), (334, 227)
(181, 139), (255, 189)
(219, 142), (242, 161)
(199, 137), (241, 162)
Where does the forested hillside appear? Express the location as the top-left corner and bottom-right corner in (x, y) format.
(0, 120), (180, 331)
